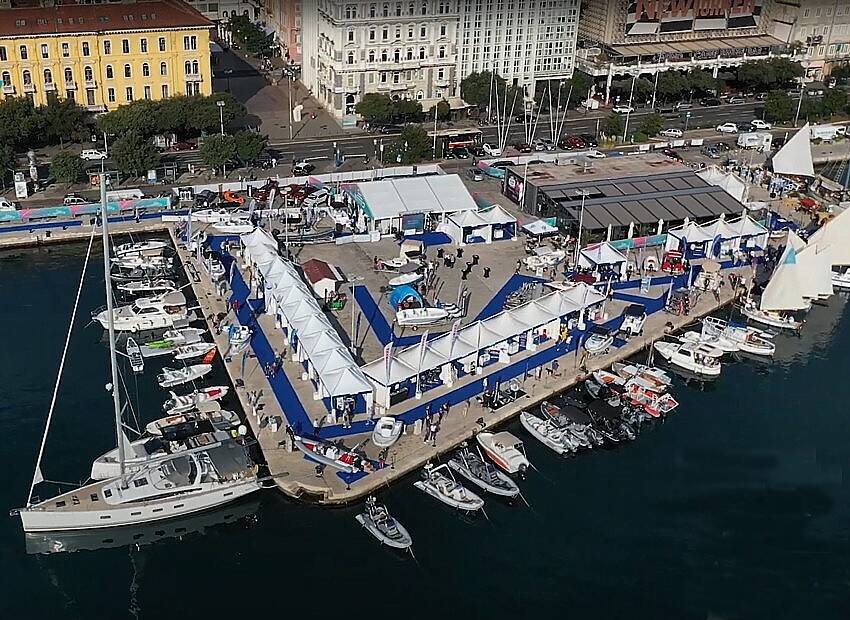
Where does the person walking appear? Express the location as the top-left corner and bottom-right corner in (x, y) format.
(429, 421), (439, 447)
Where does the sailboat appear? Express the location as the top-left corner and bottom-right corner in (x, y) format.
(743, 242), (806, 331)
(13, 177), (261, 533)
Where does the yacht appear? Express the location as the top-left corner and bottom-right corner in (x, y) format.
(113, 239), (170, 258)
(92, 291), (189, 332)
(653, 340), (722, 377)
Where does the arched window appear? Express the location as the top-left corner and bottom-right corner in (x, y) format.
(406, 48), (413, 60)
(369, 4), (376, 17)
(64, 67), (73, 83)
(43, 68), (52, 84)
(408, 1), (414, 15)
(142, 62), (150, 77)
(84, 66), (93, 81)
(22, 70), (31, 85)
(160, 62), (167, 76)
(419, 47), (426, 59)
(106, 65), (114, 79)
(184, 60), (192, 75)
(438, 45), (445, 59)
(381, 49), (388, 62)
(123, 64), (131, 78)
(347, 51), (354, 65)
(394, 49), (400, 62)
(192, 60), (199, 74)
(416, 90), (424, 100)
(368, 50), (375, 62)
(395, 2), (402, 16)
(344, 4), (357, 18)
(382, 3), (389, 16)
(421, 1), (427, 14)
(1, 71), (10, 87)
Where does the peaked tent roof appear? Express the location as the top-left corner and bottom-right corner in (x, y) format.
(579, 242), (628, 267)
(701, 216), (739, 240)
(760, 244), (809, 311)
(668, 221), (715, 244)
(771, 124), (814, 177)
(728, 214), (768, 237)
(697, 167), (746, 201)
(808, 206), (850, 265)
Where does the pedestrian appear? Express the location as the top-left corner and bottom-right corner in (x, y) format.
(429, 421), (438, 447)
(456, 248), (464, 259)
(515, 259), (522, 273)
(552, 359), (560, 376)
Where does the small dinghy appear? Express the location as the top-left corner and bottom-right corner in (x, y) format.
(680, 330), (739, 353)
(114, 239), (169, 257)
(293, 436), (373, 474)
(413, 463), (485, 512)
(157, 364), (212, 388)
(611, 363), (672, 393)
(126, 337), (144, 374)
(140, 328), (205, 357)
(624, 384), (679, 417)
(591, 369), (625, 389)
(653, 340), (722, 377)
(702, 317), (775, 357)
(519, 411), (574, 455)
(354, 496), (413, 550)
(173, 342), (217, 361)
(396, 307), (449, 326)
(163, 386), (229, 414)
(146, 404), (240, 436)
(388, 272), (423, 288)
(212, 222), (254, 235)
(476, 431), (530, 474)
(740, 300), (802, 331)
(447, 444), (520, 498)
(116, 279), (177, 296)
(371, 417), (403, 448)
(584, 325), (614, 355)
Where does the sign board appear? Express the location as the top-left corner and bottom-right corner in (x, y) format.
(626, 0), (762, 36)
(14, 180), (28, 199)
(640, 276), (652, 294)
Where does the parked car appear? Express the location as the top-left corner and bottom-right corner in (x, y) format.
(750, 119), (772, 130)
(754, 92), (768, 101)
(567, 135), (587, 149)
(716, 122), (739, 133)
(63, 194), (88, 205)
(302, 187), (330, 207)
(662, 148), (682, 161)
(81, 149), (107, 161)
(585, 150), (606, 159)
(469, 146), (485, 157)
(0, 197), (17, 210)
(700, 98), (721, 107)
(660, 128), (683, 138)
(579, 134), (598, 147)
(728, 96), (747, 104)
(807, 88), (825, 97)
(533, 138), (555, 151)
(482, 142), (502, 157)
(467, 167), (484, 181)
(490, 160), (516, 169)
(168, 141), (197, 152)
(714, 141), (732, 152)
(292, 161), (316, 175)
(701, 145), (721, 159)
(612, 105), (634, 113)
(512, 142), (533, 153)
(378, 124), (404, 134)
(451, 147), (471, 159)
(673, 102), (694, 111)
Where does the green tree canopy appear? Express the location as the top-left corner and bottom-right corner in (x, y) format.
(200, 134), (237, 172)
(736, 58), (804, 91)
(603, 113), (624, 139)
(657, 72), (690, 102)
(460, 71), (501, 108)
(229, 15), (274, 57)
(50, 150), (84, 184)
(39, 99), (89, 147)
(0, 97), (44, 149)
(111, 132), (160, 178)
(637, 113), (664, 137)
(430, 99), (451, 121)
(819, 88), (847, 117)
(234, 130), (267, 164)
(356, 93), (394, 122)
(383, 126), (432, 164)
(763, 90), (795, 123)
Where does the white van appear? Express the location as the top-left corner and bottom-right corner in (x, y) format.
(810, 124), (847, 142)
(737, 132), (772, 151)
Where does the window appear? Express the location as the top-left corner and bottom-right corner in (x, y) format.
(370, 3), (376, 17)
(82, 41), (90, 57)
(0, 47), (5, 62)
(419, 47), (425, 59)
(22, 70), (31, 85)
(144, 85), (151, 99)
(122, 39), (129, 54)
(162, 84), (169, 98)
(19, 45), (27, 60)
(345, 4), (357, 18)
(368, 50), (375, 62)
(438, 45), (445, 58)
(64, 67), (73, 84)
(1, 71), (9, 86)
(124, 64), (131, 78)
(106, 65), (114, 79)
(192, 60), (199, 74)
(43, 68), (52, 84)
(184, 60), (192, 75)
(140, 38), (148, 53)
(440, 25), (446, 37)
(347, 51), (355, 64)
(107, 87), (115, 102)
(160, 61), (167, 76)
(183, 35), (197, 51)
(61, 42), (69, 57)
(159, 37), (166, 52)
(347, 30), (354, 43)
(369, 29), (375, 41)
(84, 66), (93, 81)
(420, 26), (426, 37)
(141, 63), (149, 77)
(126, 86), (133, 101)
(132, 478), (148, 488)
(103, 40), (111, 55)
(41, 44), (48, 59)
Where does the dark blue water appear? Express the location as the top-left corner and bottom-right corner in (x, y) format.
(2, 243), (850, 619)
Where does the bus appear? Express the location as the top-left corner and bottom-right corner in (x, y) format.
(428, 129), (483, 156)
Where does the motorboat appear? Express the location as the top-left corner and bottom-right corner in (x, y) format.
(126, 337), (144, 374)
(206, 259), (226, 281)
(623, 383), (679, 417)
(388, 272), (423, 288)
(619, 303), (647, 337)
(354, 496), (413, 550)
(211, 221), (254, 235)
(586, 399), (634, 443)
(584, 325), (614, 355)
(541, 401), (605, 447)
(396, 307), (449, 326)
(192, 208), (251, 224)
(375, 257), (410, 272)
(140, 328), (205, 357)
(110, 265), (176, 283)
(524, 247), (566, 270)
(653, 340), (722, 377)
(702, 317), (774, 356)
(173, 342), (216, 361)
(611, 362), (672, 393)
(371, 417), (403, 448)
(162, 386), (229, 414)
(111, 254), (174, 271)
(293, 436), (374, 474)
(225, 324), (252, 353)
(157, 364), (212, 388)
(519, 411), (576, 455)
(115, 279), (177, 297)
(113, 239), (170, 258)
(145, 406), (240, 437)
(90, 428), (231, 480)
(740, 300), (802, 331)
(413, 464), (485, 512)
(447, 444), (520, 498)
(832, 268), (850, 291)
(476, 432), (530, 474)
(92, 291), (189, 333)
(591, 369), (625, 389)
(680, 329), (739, 354)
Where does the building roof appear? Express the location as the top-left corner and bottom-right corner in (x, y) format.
(301, 258), (344, 285)
(351, 174), (478, 221)
(0, 0), (211, 37)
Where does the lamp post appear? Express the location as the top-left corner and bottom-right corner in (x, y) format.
(622, 74), (637, 143)
(573, 189), (590, 269)
(216, 99), (225, 136)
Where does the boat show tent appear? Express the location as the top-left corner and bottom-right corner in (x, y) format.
(522, 219), (559, 237)
(239, 231), (374, 408)
(442, 205), (518, 245)
(665, 220), (716, 257)
(362, 283), (606, 409)
(771, 124), (815, 177)
(760, 244), (809, 311)
(808, 206), (850, 265)
(578, 242), (628, 274)
(666, 215), (768, 258)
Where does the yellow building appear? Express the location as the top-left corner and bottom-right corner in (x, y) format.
(0, 0), (213, 111)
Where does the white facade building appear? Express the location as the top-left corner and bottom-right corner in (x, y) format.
(771, 1), (850, 80)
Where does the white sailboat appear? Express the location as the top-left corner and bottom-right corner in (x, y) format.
(14, 177), (260, 533)
(797, 242), (834, 300)
(746, 242), (807, 331)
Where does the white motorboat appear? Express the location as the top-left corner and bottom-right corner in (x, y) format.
(388, 272), (423, 287)
(93, 291), (189, 333)
(413, 464), (485, 512)
(113, 239), (169, 258)
(703, 317), (775, 356)
(162, 386), (229, 414)
(293, 436), (373, 474)
(14, 188), (260, 533)
(116, 279), (177, 296)
(211, 221), (254, 235)
(192, 208), (250, 224)
(611, 363), (672, 393)
(396, 307), (449, 326)
(206, 259), (226, 281)
(741, 300), (802, 331)
(173, 342), (216, 361)
(653, 340), (722, 377)
(225, 324), (252, 352)
(519, 412), (573, 455)
(157, 364), (212, 388)
(524, 248), (566, 270)
(619, 303), (647, 337)
(145, 406), (240, 436)
(584, 325), (614, 355)
(832, 268), (850, 291)
(476, 431), (530, 474)
(447, 445), (520, 498)
(680, 330), (740, 353)
(139, 328), (205, 357)
(111, 254), (173, 271)
(126, 337), (144, 374)
(371, 417), (403, 448)
(355, 496), (413, 550)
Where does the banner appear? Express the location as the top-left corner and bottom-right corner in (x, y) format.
(417, 331), (429, 370)
(383, 341), (393, 382)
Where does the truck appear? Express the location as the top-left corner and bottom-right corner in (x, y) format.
(810, 124), (847, 142)
(736, 132), (773, 151)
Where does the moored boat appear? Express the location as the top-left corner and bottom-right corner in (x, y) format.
(413, 463), (485, 511)
(653, 340), (722, 377)
(611, 362), (672, 393)
(293, 436), (373, 474)
(519, 411), (574, 455)
(173, 342), (217, 361)
(355, 496), (413, 550)
(116, 279), (177, 297)
(162, 386), (229, 414)
(447, 444), (520, 498)
(157, 364), (212, 388)
(145, 406), (240, 437)
(396, 307), (449, 326)
(476, 431), (530, 474)
(680, 329), (740, 353)
(371, 417), (403, 448)
(741, 300), (803, 331)
(126, 337), (144, 374)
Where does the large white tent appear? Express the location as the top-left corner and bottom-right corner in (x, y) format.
(771, 124), (815, 177)
(666, 215), (768, 257)
(578, 242), (628, 274)
(697, 166), (747, 202)
(442, 205), (517, 245)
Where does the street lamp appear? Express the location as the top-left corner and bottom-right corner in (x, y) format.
(216, 100), (225, 136)
(573, 189), (591, 269)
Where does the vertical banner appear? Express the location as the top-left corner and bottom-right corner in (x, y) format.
(448, 319), (461, 357)
(383, 341), (393, 383)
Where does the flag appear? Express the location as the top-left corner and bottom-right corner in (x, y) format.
(449, 319), (461, 357)
(417, 331), (429, 370)
(383, 341), (393, 382)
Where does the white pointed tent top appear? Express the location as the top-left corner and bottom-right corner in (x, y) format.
(727, 214), (768, 238)
(697, 166), (747, 201)
(760, 244), (809, 311)
(241, 228), (278, 254)
(771, 123), (814, 177)
(701, 216), (739, 239)
(808, 207), (850, 265)
(579, 242), (628, 267)
(322, 366), (375, 396)
(668, 221), (715, 244)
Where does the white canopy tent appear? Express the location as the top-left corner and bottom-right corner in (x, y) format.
(442, 205), (518, 245)
(665, 221), (716, 252)
(771, 124), (815, 177)
(697, 166), (747, 202)
(578, 242), (628, 274)
(522, 219), (559, 237)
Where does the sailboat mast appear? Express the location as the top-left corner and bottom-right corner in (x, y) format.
(100, 174), (126, 479)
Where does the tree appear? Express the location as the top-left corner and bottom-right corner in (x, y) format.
(40, 99), (88, 147)
(460, 71), (501, 108)
(764, 90), (795, 123)
(111, 132), (160, 178)
(820, 88), (847, 117)
(637, 113), (664, 137)
(383, 125), (432, 164)
(185, 93), (245, 135)
(687, 69), (718, 96)
(234, 130), (267, 164)
(393, 98), (423, 122)
(831, 63), (850, 84)
(657, 72), (689, 102)
(0, 144), (16, 184)
(0, 97), (43, 149)
(430, 99), (451, 122)
(229, 15), (274, 57)
(200, 134), (236, 172)
(603, 113), (624, 139)
(50, 150), (84, 184)
(356, 93), (393, 122)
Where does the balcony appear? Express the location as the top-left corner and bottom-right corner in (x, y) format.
(434, 79), (450, 88)
(64, 80), (77, 90)
(185, 73), (203, 82)
(23, 82), (35, 93)
(84, 79), (97, 89)
(2, 84), (15, 95)
(44, 82), (56, 91)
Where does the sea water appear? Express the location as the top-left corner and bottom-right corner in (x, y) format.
(1, 243), (850, 619)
